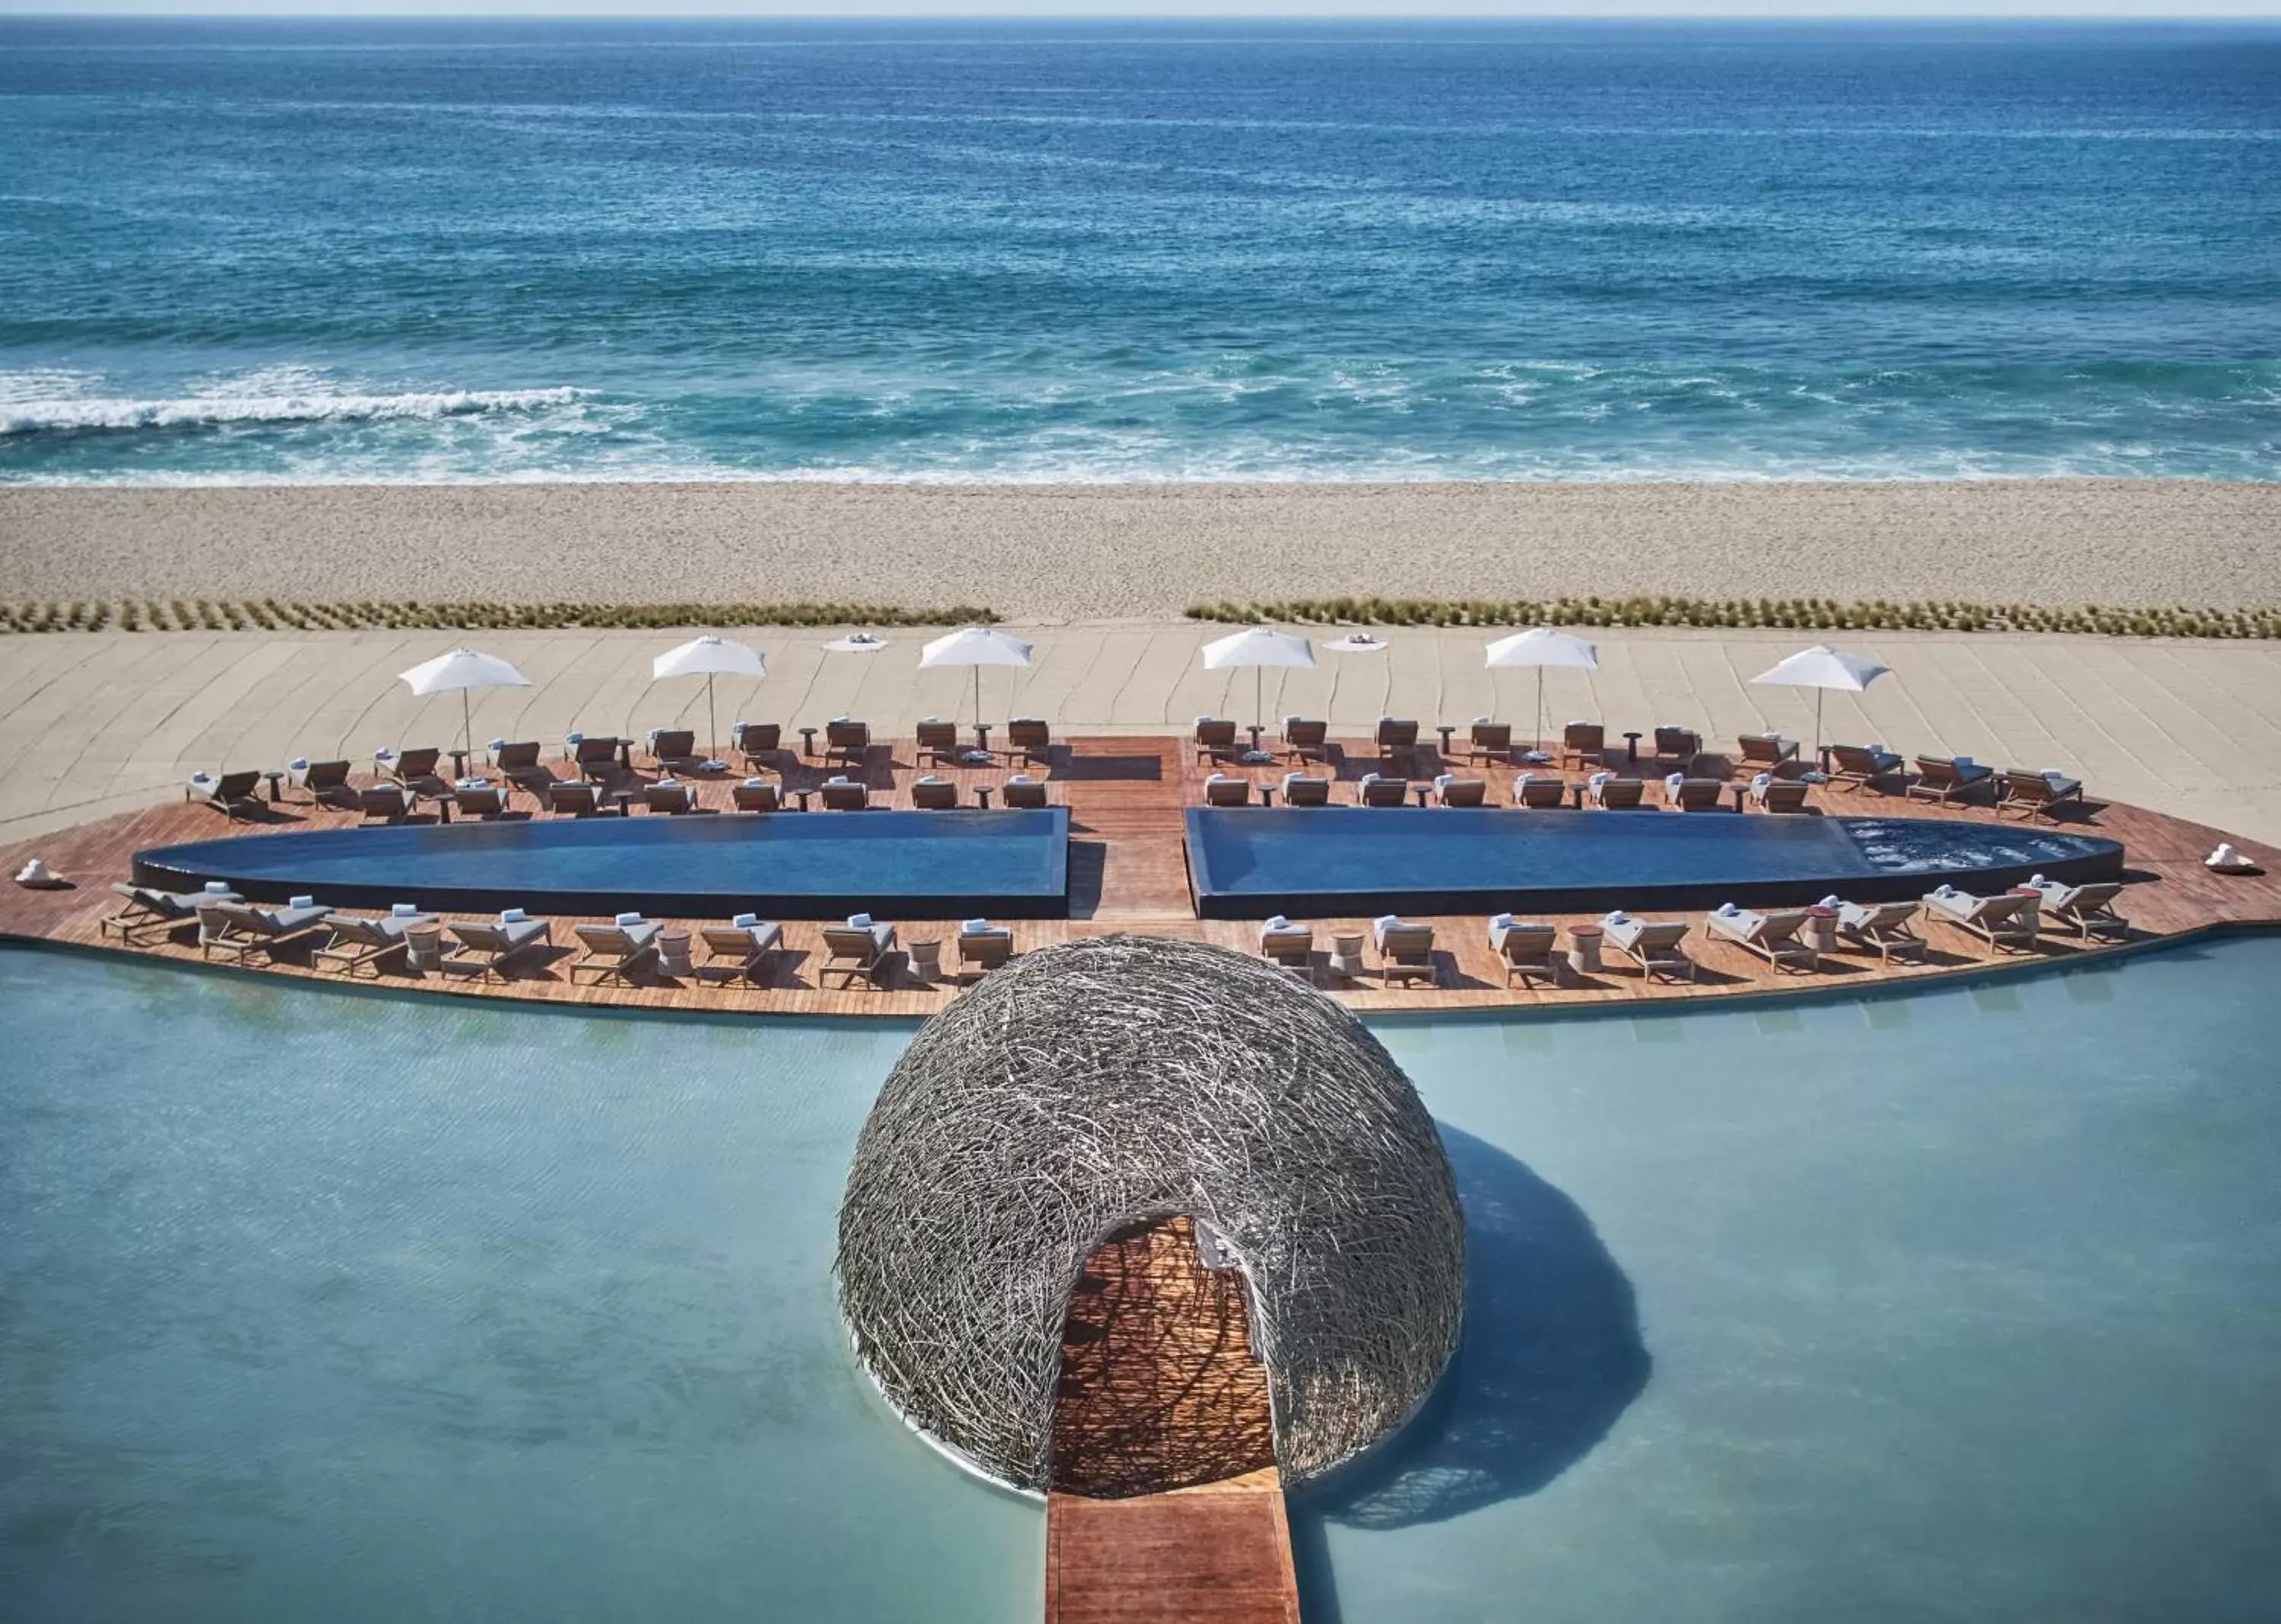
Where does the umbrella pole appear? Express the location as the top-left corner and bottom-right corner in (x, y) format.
(462, 688), (472, 758)
(707, 673), (718, 765)
(1815, 687), (1825, 760)
(1536, 667), (1545, 756)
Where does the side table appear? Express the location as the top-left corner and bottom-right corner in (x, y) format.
(1567, 925), (1604, 977)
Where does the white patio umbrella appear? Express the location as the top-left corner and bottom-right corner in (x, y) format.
(823, 631), (890, 654)
(397, 648), (531, 755)
(1322, 630), (1388, 719)
(1483, 627), (1600, 752)
(1201, 625), (1317, 739)
(918, 626), (1035, 726)
(1751, 644), (1892, 756)
(652, 635), (766, 763)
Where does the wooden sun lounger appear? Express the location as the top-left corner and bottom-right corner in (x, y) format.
(1466, 722), (1512, 765)
(455, 785), (512, 820)
(697, 921), (785, 984)
(1736, 734), (1800, 775)
(1922, 888), (2038, 954)
(1666, 777), (1726, 812)
(825, 721), (871, 769)
(490, 741), (553, 796)
(297, 760), (358, 810)
(912, 778), (959, 810)
(360, 784), (417, 824)
(570, 920), (663, 985)
(1374, 921), (1438, 987)
(645, 782), (701, 814)
(1007, 718), (1052, 764)
(1205, 776), (1252, 807)
(1194, 718), (1239, 763)
(956, 926), (1017, 979)
(1705, 907), (1819, 973)
(1360, 777), (1410, 808)
(1997, 769), (2087, 823)
(197, 899), (334, 966)
(2025, 879), (2127, 940)
(1908, 756), (1996, 804)
(314, 912), (435, 979)
(1491, 921), (1561, 988)
(1604, 917), (1696, 982)
(1750, 779), (1811, 814)
(1375, 718), (1420, 766)
(442, 916), (552, 982)
(1837, 899), (1927, 965)
(733, 722), (782, 772)
(1651, 728), (1702, 773)
(1281, 776), (1331, 807)
(1260, 923), (1315, 982)
(649, 729), (702, 774)
(821, 922), (897, 988)
(1587, 776), (1645, 809)
(1282, 719), (1328, 764)
(916, 720), (961, 766)
(820, 780), (871, 811)
(101, 881), (239, 944)
(731, 780), (781, 813)
(1559, 722), (1604, 769)
(550, 781), (601, 817)
(573, 737), (623, 782)
(1435, 778), (1487, 807)
(195, 769), (265, 820)
(1515, 776), (1568, 809)
(1001, 779), (1048, 808)
(1829, 744), (1905, 793)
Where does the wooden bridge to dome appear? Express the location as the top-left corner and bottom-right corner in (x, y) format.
(1045, 1215), (1300, 1624)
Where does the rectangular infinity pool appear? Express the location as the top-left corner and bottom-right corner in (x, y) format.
(1185, 807), (2121, 918)
(135, 808), (1072, 919)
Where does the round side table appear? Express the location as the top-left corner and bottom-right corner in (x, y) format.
(907, 938), (943, 983)
(1567, 925), (1604, 977)
(404, 923), (445, 974)
(1327, 932), (1367, 981)
(1804, 906), (1840, 956)
(656, 928), (693, 978)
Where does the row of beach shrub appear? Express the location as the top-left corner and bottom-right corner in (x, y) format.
(0, 600), (998, 634)
(1186, 595), (2281, 639)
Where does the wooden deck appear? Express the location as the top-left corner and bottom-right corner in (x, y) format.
(1047, 1216), (1298, 1624)
(2, 733), (2276, 1017)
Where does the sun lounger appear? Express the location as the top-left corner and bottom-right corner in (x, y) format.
(1467, 722), (1513, 765)
(360, 783), (417, 824)
(379, 747), (446, 794)
(314, 911), (435, 979)
(1001, 776), (1048, 809)
(1280, 773), (1331, 807)
(1559, 722), (1605, 769)
(1651, 728), (1702, 773)
(550, 781), (601, 817)
(956, 921), (1017, 979)
(821, 918), (897, 988)
(101, 880), (239, 944)
(1586, 773), (1645, 809)
(1488, 917), (1561, 988)
(198, 898), (334, 965)
(442, 915), (553, 982)
(487, 741), (554, 796)
(191, 769), (265, 820)
(1704, 906), (1819, 973)
(915, 719), (961, 765)
(1205, 772), (1252, 807)
(645, 782), (700, 814)
(1434, 776), (1486, 807)
(1908, 755), (1996, 804)
(1837, 899), (1926, 965)
(731, 779), (780, 813)
(1375, 718), (1420, 766)
(1997, 769), (2086, 823)
(911, 776), (959, 810)
(1665, 775), (1725, 812)
(1359, 775), (1410, 808)
(455, 784), (512, 820)
(698, 917), (785, 983)
(1750, 777), (1810, 814)
(1194, 718), (1239, 763)
(825, 720), (871, 769)
(1514, 774), (1568, 809)
(1259, 918), (1315, 981)
(1281, 718), (1328, 764)
(649, 729), (701, 773)
(294, 759), (357, 810)
(573, 737), (623, 782)
(1008, 718), (1052, 764)
(1603, 915), (1695, 982)
(1736, 733), (1800, 775)
(820, 778), (871, 812)
(1921, 886), (2038, 953)
(571, 918), (664, 985)
(2023, 877), (2127, 940)
(1829, 744), (1905, 793)
(1372, 918), (1438, 987)
(733, 722), (782, 772)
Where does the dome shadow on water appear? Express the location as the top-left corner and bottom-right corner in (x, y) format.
(1293, 1124), (1649, 1537)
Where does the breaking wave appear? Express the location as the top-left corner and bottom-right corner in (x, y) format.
(0, 385), (587, 438)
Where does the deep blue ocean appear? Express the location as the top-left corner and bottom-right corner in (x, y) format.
(1, 19), (2276, 484)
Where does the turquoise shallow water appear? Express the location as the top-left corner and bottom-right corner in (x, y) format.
(3, 937), (2279, 1620)
(1, 19), (2276, 484)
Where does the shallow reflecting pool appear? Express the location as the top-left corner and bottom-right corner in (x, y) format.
(4, 937), (2277, 1621)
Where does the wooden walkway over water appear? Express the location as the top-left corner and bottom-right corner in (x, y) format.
(1, 732), (2276, 1015)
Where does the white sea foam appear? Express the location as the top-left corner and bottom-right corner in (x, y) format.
(0, 383), (587, 437)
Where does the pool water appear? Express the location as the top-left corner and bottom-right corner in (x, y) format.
(4, 938), (2278, 1621)
(1186, 807), (2121, 917)
(135, 807), (1072, 919)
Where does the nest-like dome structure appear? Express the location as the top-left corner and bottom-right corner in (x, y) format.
(836, 934), (1464, 1491)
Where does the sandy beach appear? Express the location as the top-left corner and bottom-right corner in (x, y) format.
(2, 480), (2276, 623)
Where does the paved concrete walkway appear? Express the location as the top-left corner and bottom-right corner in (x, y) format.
(4, 623), (2276, 846)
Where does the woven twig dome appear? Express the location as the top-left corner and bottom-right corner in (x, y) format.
(835, 934), (1464, 1492)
